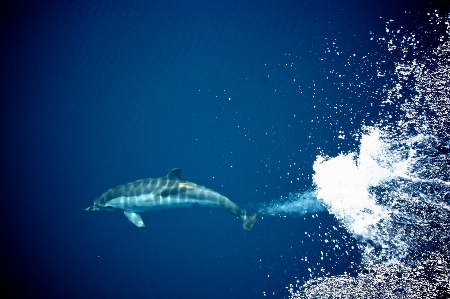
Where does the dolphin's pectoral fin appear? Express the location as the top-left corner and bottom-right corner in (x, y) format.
(124, 210), (145, 227)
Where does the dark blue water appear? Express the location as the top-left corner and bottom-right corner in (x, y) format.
(1, 1), (441, 298)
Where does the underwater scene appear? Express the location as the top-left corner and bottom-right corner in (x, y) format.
(1, 1), (448, 298)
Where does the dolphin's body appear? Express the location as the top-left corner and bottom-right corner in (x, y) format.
(86, 168), (259, 230)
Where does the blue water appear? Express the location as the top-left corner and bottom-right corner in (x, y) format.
(1, 1), (445, 298)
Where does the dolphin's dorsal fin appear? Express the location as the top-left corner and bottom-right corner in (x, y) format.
(166, 168), (184, 181)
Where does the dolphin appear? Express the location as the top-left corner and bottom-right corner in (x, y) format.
(85, 168), (260, 230)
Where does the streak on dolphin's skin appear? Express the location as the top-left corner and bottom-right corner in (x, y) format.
(85, 168), (260, 230)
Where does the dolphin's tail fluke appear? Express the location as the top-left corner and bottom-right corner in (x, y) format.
(241, 210), (264, 230)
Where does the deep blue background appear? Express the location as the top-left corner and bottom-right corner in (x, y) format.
(1, 1), (442, 298)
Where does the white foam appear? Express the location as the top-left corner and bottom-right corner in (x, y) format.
(313, 129), (391, 239)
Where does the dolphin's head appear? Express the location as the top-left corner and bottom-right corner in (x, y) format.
(85, 205), (99, 211)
